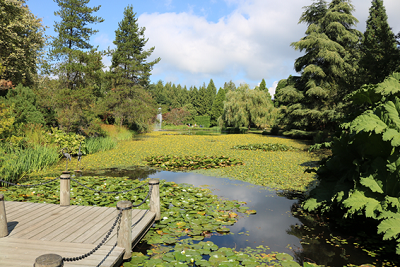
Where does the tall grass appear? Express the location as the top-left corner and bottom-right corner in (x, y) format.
(101, 124), (134, 141)
(0, 145), (60, 184)
(84, 137), (117, 154)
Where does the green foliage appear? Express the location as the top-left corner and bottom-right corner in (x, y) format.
(303, 73), (400, 255)
(210, 88), (226, 126)
(360, 0), (400, 85)
(164, 108), (191, 126)
(0, 0), (46, 86)
(1, 84), (45, 125)
(145, 155), (243, 171)
(221, 83), (276, 129)
(0, 103), (15, 138)
(83, 136), (117, 154)
(48, 0), (104, 88)
(0, 145), (59, 183)
(232, 143), (297, 152)
(46, 127), (85, 155)
(110, 5), (160, 88)
(277, 0), (362, 136)
(195, 116), (210, 128)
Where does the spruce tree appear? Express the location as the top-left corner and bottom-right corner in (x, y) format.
(49, 0), (104, 88)
(111, 5), (160, 88)
(360, 0), (399, 85)
(277, 0), (362, 136)
(206, 79), (217, 115)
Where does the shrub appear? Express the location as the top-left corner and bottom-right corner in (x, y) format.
(195, 116), (211, 128)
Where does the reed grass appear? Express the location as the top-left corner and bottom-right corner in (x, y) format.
(100, 124), (134, 141)
(84, 137), (117, 154)
(0, 145), (59, 184)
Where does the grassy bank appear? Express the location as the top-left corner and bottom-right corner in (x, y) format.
(48, 131), (320, 191)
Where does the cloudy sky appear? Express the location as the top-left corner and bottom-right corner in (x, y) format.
(28, 0), (400, 96)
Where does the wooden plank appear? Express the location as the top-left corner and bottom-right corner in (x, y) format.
(98, 209), (143, 245)
(11, 205), (86, 239)
(6, 204), (61, 235)
(105, 210), (155, 246)
(7, 202), (59, 223)
(5, 202), (41, 218)
(65, 207), (116, 243)
(26, 205), (92, 240)
(0, 238), (124, 267)
(47, 206), (115, 242)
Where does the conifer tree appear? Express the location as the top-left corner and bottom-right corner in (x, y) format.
(259, 79), (267, 91)
(206, 79), (217, 115)
(49, 0), (104, 88)
(111, 5), (160, 88)
(277, 0), (362, 136)
(360, 0), (400, 85)
(210, 88), (226, 126)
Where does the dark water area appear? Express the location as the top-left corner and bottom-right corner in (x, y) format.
(84, 168), (397, 266)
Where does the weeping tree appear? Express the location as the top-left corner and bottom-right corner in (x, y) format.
(276, 0), (362, 137)
(221, 84), (276, 129)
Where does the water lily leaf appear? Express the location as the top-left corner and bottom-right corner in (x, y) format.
(275, 253), (293, 261)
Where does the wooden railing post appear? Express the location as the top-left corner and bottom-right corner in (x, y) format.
(0, 194), (8, 238)
(60, 171), (70, 206)
(117, 200), (132, 260)
(34, 254), (63, 267)
(149, 179), (160, 221)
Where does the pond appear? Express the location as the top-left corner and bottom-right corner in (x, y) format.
(84, 168), (397, 266)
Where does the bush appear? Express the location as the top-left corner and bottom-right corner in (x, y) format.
(195, 116), (211, 128)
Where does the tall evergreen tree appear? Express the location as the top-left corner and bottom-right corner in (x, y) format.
(49, 0), (104, 88)
(277, 0), (362, 136)
(259, 79), (267, 91)
(210, 88), (226, 126)
(111, 5), (160, 88)
(360, 0), (400, 85)
(206, 79), (217, 115)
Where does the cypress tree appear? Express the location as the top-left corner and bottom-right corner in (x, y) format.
(360, 0), (400, 85)
(111, 5), (160, 88)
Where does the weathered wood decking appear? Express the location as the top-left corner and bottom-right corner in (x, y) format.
(0, 201), (156, 267)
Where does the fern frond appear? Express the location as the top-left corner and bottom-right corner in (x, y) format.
(377, 217), (400, 240)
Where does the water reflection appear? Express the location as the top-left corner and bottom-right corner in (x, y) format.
(83, 168), (392, 265)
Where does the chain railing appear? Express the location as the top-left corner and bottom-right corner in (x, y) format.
(0, 176), (60, 187)
(1, 172), (160, 267)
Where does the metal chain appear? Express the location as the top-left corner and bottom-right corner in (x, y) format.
(0, 177), (60, 187)
(70, 177), (147, 194)
(132, 209), (149, 228)
(63, 210), (122, 262)
(95, 212), (123, 267)
(132, 185), (153, 207)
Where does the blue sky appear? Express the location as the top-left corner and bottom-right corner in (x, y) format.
(28, 0), (400, 96)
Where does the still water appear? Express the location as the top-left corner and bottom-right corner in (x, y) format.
(85, 168), (397, 266)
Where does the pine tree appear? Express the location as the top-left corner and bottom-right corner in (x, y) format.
(277, 0), (362, 136)
(111, 5), (160, 88)
(360, 0), (400, 85)
(49, 0), (104, 88)
(206, 79), (217, 115)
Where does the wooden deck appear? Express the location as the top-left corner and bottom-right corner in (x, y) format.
(0, 201), (156, 267)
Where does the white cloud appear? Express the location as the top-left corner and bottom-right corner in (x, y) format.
(138, 0), (308, 87)
(269, 81), (278, 99)
(136, 0), (400, 88)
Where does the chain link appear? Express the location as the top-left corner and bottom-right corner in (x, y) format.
(0, 177), (60, 187)
(132, 185), (152, 207)
(63, 210), (122, 262)
(70, 177), (147, 194)
(132, 209), (149, 228)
